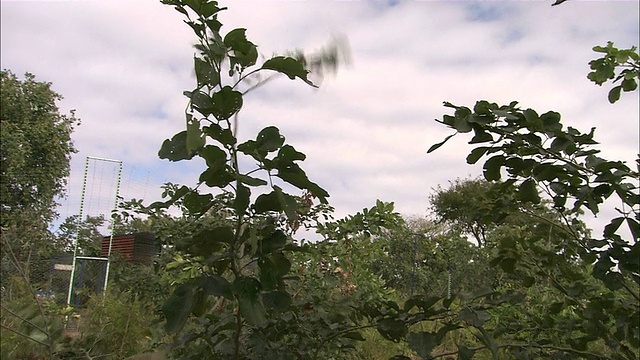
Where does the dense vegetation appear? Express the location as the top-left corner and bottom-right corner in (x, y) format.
(1, 1), (637, 359)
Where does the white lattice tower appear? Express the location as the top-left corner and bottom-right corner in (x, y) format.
(66, 156), (122, 306)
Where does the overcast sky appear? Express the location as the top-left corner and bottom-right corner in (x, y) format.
(1, 0), (638, 238)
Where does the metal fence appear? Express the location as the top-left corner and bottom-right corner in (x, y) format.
(0, 254), (107, 309)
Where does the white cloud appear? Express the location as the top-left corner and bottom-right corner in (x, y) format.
(1, 0), (637, 234)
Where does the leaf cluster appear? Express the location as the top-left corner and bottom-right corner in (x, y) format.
(587, 42), (639, 103)
(428, 97), (639, 357)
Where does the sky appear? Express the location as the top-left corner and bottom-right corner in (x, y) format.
(1, 0), (639, 239)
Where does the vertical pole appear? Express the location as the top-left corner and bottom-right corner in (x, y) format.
(410, 234), (418, 298)
(66, 157), (89, 307)
(102, 161), (122, 293)
(447, 263), (452, 300)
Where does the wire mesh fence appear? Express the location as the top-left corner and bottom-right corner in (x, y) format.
(0, 254), (107, 309)
(68, 257), (108, 308)
(1, 254), (68, 305)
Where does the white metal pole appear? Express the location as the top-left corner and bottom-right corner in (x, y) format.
(66, 157), (89, 307)
(102, 161), (122, 293)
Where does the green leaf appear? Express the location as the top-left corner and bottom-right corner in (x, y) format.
(518, 178), (540, 204)
(275, 185), (298, 221)
(458, 308), (491, 327)
(523, 108), (539, 125)
(608, 85), (622, 103)
(194, 57), (219, 88)
(458, 345), (475, 360)
(259, 230), (287, 254)
(343, 331), (366, 341)
(191, 91), (214, 115)
(415, 296), (441, 311)
(183, 191), (213, 214)
(163, 283), (195, 333)
(186, 116), (205, 153)
(190, 290), (208, 317)
(473, 100), (496, 115)
(540, 111), (562, 132)
(466, 147), (490, 164)
(187, 226), (234, 256)
(194, 226), (235, 244)
(223, 28), (258, 70)
(262, 56), (316, 87)
(237, 139), (262, 161)
(200, 2), (223, 18)
(550, 136), (574, 154)
(436, 323), (461, 343)
(199, 167), (234, 187)
(199, 145), (227, 171)
(498, 257), (517, 273)
(256, 126), (285, 153)
(158, 131), (197, 161)
(427, 133), (455, 153)
(377, 318), (408, 342)
(234, 184), (250, 215)
(259, 252), (291, 290)
(475, 328), (499, 360)
(521, 276), (535, 288)
(469, 130), (493, 144)
(408, 332), (438, 358)
(277, 144), (306, 163)
(621, 78), (637, 92)
(199, 275), (233, 299)
(533, 163), (561, 181)
(262, 290), (292, 313)
(236, 174), (268, 187)
(254, 191), (282, 213)
(277, 162), (329, 201)
(627, 217), (640, 241)
(203, 123), (236, 146)
(483, 155), (505, 181)
(232, 276), (266, 327)
(443, 295), (455, 309)
(453, 115), (472, 133)
(603, 217), (625, 238)
(212, 86), (243, 120)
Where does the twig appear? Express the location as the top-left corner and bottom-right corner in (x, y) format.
(118, 298), (134, 358)
(431, 342), (606, 359)
(1, 233), (53, 359)
(0, 303), (48, 335)
(0, 323), (50, 347)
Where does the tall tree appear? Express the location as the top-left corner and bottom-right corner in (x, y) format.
(1, 70), (78, 360)
(427, 42), (639, 358)
(0, 70), (78, 256)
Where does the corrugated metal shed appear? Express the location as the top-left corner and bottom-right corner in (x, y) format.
(100, 232), (158, 263)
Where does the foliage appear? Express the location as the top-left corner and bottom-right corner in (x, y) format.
(58, 291), (158, 359)
(367, 215), (493, 298)
(587, 42), (639, 104)
(0, 292), (70, 360)
(427, 43), (639, 357)
(4, 3), (635, 360)
(0, 70), (78, 256)
(0, 234), (72, 360)
(429, 179), (497, 247)
(1, 71), (79, 321)
(122, 1), (360, 358)
(55, 215), (106, 256)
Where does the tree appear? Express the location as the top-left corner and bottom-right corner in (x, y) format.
(1, 70), (78, 257)
(123, 1), (356, 358)
(0, 70), (78, 360)
(427, 42), (639, 358)
(366, 215), (493, 298)
(55, 215), (106, 256)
